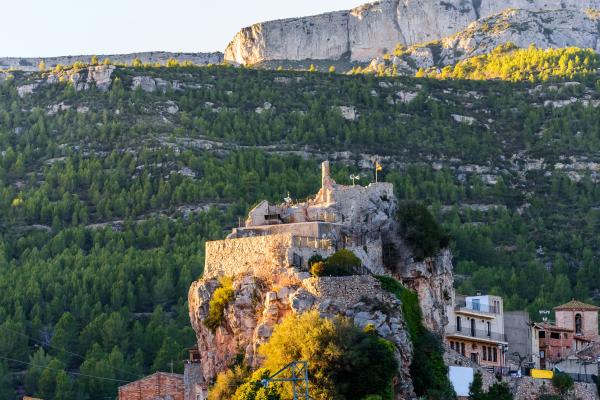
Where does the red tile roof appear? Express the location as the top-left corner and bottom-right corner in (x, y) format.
(554, 299), (600, 311)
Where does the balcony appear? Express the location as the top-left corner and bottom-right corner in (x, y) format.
(455, 300), (500, 315)
(446, 324), (507, 342)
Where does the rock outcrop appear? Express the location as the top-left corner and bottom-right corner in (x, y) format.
(224, 0), (600, 65)
(189, 274), (416, 398)
(367, 8), (600, 72)
(188, 161), (456, 398)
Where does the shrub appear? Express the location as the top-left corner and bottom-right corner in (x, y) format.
(209, 365), (251, 400)
(486, 382), (513, 400)
(468, 371), (485, 400)
(396, 201), (450, 261)
(376, 276), (456, 400)
(204, 276), (234, 332)
(551, 371), (574, 395)
(309, 261), (326, 277)
(310, 249), (361, 277)
(259, 311), (397, 400)
(307, 253), (324, 266)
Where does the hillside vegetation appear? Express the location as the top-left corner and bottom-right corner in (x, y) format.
(422, 44), (600, 82)
(0, 59), (600, 397)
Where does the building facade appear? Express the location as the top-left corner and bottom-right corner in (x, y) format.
(445, 294), (508, 370)
(531, 299), (600, 370)
(118, 372), (184, 400)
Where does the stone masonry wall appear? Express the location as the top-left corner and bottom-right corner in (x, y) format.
(204, 234), (293, 279)
(303, 275), (387, 311)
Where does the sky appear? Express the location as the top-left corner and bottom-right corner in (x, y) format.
(0, 0), (369, 57)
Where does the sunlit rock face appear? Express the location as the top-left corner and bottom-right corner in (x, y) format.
(224, 0), (600, 65)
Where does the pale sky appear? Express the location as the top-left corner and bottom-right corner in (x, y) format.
(0, 0), (369, 57)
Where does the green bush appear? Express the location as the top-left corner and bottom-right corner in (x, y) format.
(551, 371), (574, 395)
(396, 202), (450, 261)
(307, 254), (324, 267)
(204, 276), (235, 332)
(259, 311), (397, 400)
(309, 261), (326, 277)
(376, 276), (456, 400)
(233, 368), (282, 400)
(309, 249), (361, 277)
(486, 382), (513, 400)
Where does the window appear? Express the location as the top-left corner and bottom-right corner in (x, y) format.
(550, 332), (560, 339)
(450, 341), (455, 350)
(472, 298), (481, 311)
(487, 321), (491, 337)
(461, 343), (465, 356)
(483, 347), (487, 361)
(488, 347), (492, 361)
(575, 313), (582, 335)
(493, 347), (498, 362)
(456, 316), (462, 332)
(470, 318), (476, 337)
(539, 330), (546, 339)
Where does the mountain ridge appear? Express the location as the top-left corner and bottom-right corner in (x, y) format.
(224, 0), (600, 66)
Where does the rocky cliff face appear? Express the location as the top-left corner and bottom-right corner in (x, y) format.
(189, 274), (416, 398)
(224, 0), (600, 65)
(368, 8), (600, 72)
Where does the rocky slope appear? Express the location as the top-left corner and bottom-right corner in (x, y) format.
(189, 274), (416, 398)
(369, 8), (600, 72)
(0, 51), (223, 71)
(224, 0), (600, 65)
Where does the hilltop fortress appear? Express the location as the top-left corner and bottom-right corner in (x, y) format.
(204, 161), (394, 279)
(189, 161), (455, 399)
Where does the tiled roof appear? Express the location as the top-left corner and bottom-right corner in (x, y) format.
(554, 299), (600, 311)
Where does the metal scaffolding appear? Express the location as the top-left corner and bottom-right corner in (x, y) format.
(261, 360), (310, 399)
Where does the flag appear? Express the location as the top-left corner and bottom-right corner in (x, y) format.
(375, 162), (382, 172)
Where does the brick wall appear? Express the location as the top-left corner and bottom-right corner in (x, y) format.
(118, 372), (184, 400)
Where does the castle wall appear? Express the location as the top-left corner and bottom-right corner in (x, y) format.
(302, 275), (389, 310)
(204, 234), (294, 278)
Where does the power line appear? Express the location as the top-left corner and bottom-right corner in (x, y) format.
(0, 324), (143, 379)
(0, 355), (131, 384)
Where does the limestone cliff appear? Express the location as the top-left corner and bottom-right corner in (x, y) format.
(224, 0), (600, 65)
(368, 8), (600, 72)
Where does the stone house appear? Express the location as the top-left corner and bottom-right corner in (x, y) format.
(445, 293), (509, 371)
(118, 348), (206, 400)
(531, 299), (600, 371)
(118, 372), (184, 400)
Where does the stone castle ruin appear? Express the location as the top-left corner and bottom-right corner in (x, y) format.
(189, 161), (456, 399)
(204, 161), (393, 279)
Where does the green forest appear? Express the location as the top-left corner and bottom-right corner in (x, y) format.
(0, 56), (600, 398)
